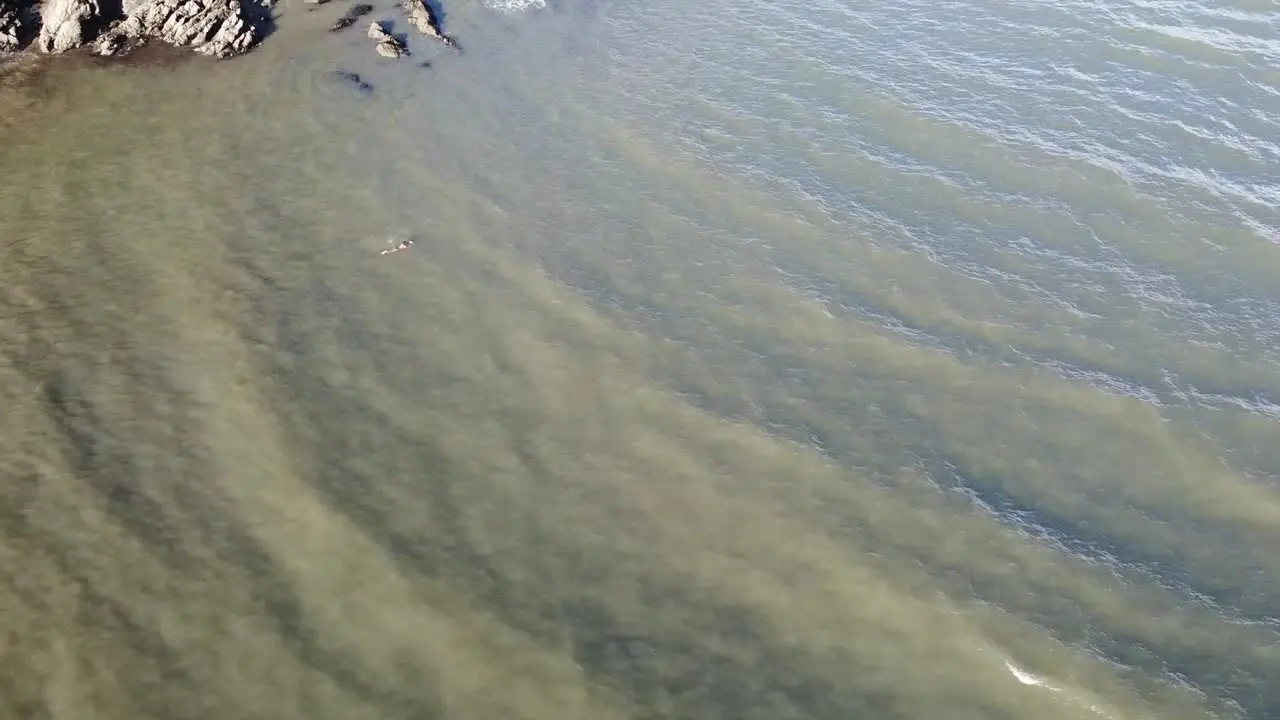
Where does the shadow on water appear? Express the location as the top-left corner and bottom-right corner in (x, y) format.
(422, 0), (446, 30)
(243, 0), (278, 42)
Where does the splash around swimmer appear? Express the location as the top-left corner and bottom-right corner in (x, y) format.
(380, 238), (415, 255)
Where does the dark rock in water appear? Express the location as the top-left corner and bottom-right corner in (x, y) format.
(328, 2), (371, 32)
(367, 19), (405, 58)
(333, 68), (372, 93)
(400, 0), (453, 48)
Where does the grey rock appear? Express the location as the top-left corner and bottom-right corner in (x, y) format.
(20, 0), (264, 58)
(119, 0), (261, 57)
(93, 22), (131, 54)
(38, 0), (99, 53)
(367, 20), (405, 58)
(196, 1), (257, 57)
(400, 0), (452, 47)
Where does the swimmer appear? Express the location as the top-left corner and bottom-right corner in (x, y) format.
(381, 238), (414, 255)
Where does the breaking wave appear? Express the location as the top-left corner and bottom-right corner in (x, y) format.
(483, 0), (547, 13)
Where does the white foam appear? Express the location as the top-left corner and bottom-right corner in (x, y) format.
(1003, 659), (1122, 720)
(1006, 660), (1054, 688)
(483, 0), (546, 12)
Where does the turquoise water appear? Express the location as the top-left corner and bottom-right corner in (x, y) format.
(1, 0), (1278, 718)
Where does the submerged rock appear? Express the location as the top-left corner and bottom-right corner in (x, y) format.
(400, 0), (452, 48)
(333, 68), (372, 93)
(328, 2), (370, 32)
(367, 19), (405, 58)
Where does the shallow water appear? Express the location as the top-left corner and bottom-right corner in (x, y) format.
(1, 0), (1278, 718)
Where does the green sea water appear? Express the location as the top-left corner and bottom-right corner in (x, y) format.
(2, 0), (1279, 718)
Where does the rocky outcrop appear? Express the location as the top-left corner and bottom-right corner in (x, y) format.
(2, 0), (267, 59)
(5, 0), (468, 67)
(37, 0), (99, 53)
(400, 0), (451, 48)
(367, 19), (404, 58)
(1, 0), (40, 53)
(96, 0), (263, 57)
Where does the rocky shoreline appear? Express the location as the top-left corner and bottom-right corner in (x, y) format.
(0, 0), (454, 64)
(1, 0), (268, 59)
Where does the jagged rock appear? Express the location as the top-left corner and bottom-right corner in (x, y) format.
(93, 21), (132, 54)
(367, 19), (405, 58)
(399, 0), (452, 47)
(17, 0), (264, 58)
(328, 2), (370, 32)
(196, 2), (258, 57)
(114, 0), (261, 57)
(38, 0), (100, 53)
